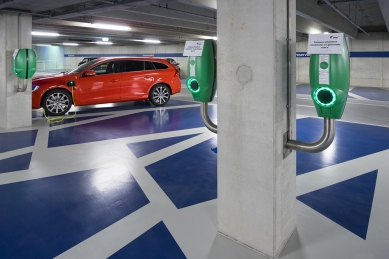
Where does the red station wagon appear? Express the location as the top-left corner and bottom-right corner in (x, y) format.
(32, 57), (181, 116)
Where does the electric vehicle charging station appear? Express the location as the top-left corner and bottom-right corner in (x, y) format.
(185, 39), (218, 133)
(183, 34), (350, 152)
(13, 48), (37, 79)
(285, 33), (350, 153)
(13, 48), (37, 93)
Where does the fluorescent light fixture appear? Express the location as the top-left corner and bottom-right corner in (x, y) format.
(63, 43), (78, 46)
(31, 31), (59, 36)
(92, 23), (131, 31)
(323, 32), (330, 34)
(102, 37), (109, 42)
(36, 44), (52, 46)
(96, 41), (113, 45)
(201, 36), (217, 40)
(142, 39), (161, 43)
(309, 28), (322, 34)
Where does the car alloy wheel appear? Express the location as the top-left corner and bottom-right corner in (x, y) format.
(149, 84), (170, 106)
(43, 89), (72, 116)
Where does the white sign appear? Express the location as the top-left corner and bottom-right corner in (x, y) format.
(183, 41), (205, 56)
(307, 33), (344, 54)
(319, 55), (330, 85)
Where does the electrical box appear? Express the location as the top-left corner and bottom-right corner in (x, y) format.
(309, 37), (350, 119)
(13, 48), (37, 79)
(186, 39), (217, 102)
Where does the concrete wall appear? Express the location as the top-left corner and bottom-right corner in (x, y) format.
(297, 32), (389, 88)
(33, 43), (188, 77)
(33, 45), (64, 70)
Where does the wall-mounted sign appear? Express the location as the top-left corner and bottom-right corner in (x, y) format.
(183, 41), (205, 56)
(307, 33), (344, 54)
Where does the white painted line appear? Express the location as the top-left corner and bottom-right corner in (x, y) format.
(348, 92), (370, 100)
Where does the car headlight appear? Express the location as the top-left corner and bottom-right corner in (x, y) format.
(32, 85), (40, 92)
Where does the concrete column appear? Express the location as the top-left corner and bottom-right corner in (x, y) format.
(217, 1), (296, 258)
(0, 13), (32, 130)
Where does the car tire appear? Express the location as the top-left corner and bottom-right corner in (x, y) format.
(149, 84), (170, 106)
(42, 89), (72, 116)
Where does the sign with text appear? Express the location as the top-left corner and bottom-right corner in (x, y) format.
(183, 41), (205, 56)
(307, 33), (344, 54)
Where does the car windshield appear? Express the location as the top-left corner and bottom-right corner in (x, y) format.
(68, 59), (100, 74)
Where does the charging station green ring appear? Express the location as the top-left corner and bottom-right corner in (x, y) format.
(313, 87), (337, 107)
(187, 78), (200, 93)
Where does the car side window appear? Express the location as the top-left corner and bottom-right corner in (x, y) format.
(152, 62), (169, 69)
(123, 60), (144, 72)
(145, 61), (154, 70)
(91, 61), (121, 75)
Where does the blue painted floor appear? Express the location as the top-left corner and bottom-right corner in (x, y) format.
(0, 98), (388, 258)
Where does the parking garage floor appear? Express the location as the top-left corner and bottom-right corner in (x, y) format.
(0, 84), (388, 258)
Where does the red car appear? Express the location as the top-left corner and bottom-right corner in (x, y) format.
(32, 57), (181, 116)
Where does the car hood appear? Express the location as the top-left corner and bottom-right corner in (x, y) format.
(32, 73), (67, 81)
(32, 73), (77, 85)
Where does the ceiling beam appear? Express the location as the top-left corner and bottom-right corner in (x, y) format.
(0, 0), (24, 9)
(377, 0), (389, 33)
(32, 0), (176, 22)
(296, 0), (359, 38)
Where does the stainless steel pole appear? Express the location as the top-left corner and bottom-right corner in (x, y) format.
(285, 118), (336, 153)
(200, 102), (217, 134)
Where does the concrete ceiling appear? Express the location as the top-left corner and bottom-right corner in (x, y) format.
(0, 0), (388, 46)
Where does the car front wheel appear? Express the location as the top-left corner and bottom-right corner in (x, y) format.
(149, 84), (170, 106)
(42, 89), (72, 116)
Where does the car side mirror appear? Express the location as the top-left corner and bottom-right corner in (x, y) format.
(84, 70), (96, 76)
(176, 63), (180, 65)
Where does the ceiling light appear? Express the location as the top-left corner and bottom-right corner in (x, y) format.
(141, 39), (161, 44)
(36, 44), (51, 46)
(92, 23), (131, 31)
(102, 37), (109, 42)
(212, 37), (218, 40)
(309, 28), (322, 34)
(96, 41), (113, 45)
(63, 43), (78, 46)
(31, 31), (59, 36)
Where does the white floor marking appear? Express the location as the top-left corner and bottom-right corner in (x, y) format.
(348, 92), (370, 100)
(297, 149), (389, 196)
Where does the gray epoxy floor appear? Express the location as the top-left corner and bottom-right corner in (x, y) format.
(0, 80), (388, 258)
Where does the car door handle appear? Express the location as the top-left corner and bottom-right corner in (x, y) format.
(110, 79), (119, 82)
(145, 76), (151, 79)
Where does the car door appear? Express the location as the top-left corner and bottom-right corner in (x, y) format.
(78, 60), (121, 105)
(120, 60), (154, 100)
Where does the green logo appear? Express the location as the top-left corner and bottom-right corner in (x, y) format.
(320, 62), (329, 69)
(190, 60), (195, 66)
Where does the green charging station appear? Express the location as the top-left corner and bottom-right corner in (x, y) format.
(186, 39), (217, 102)
(309, 37), (350, 119)
(13, 48), (37, 79)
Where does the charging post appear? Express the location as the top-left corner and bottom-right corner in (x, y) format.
(285, 33), (350, 154)
(184, 39), (218, 133)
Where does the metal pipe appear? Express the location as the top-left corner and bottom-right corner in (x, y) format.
(200, 102), (217, 134)
(321, 0), (371, 37)
(285, 118), (336, 153)
(286, 0), (292, 140)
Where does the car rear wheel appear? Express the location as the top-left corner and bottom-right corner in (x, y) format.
(149, 84), (170, 106)
(42, 89), (72, 116)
